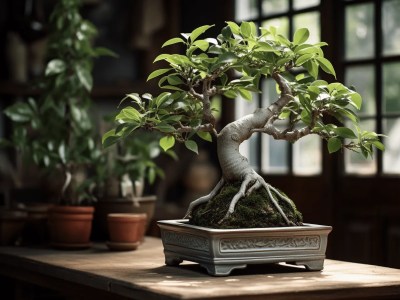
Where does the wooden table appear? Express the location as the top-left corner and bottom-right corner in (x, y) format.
(0, 237), (400, 300)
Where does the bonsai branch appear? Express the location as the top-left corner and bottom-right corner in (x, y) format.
(251, 125), (311, 142)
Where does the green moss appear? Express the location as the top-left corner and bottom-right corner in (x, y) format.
(189, 182), (303, 229)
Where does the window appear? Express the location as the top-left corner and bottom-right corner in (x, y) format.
(344, 0), (400, 175)
(235, 0), (400, 176)
(235, 0), (322, 175)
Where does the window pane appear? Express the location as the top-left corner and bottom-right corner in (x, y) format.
(262, 17), (289, 36)
(345, 119), (377, 175)
(293, 134), (322, 175)
(293, 12), (321, 44)
(261, 79), (288, 173)
(293, 0), (320, 10)
(383, 62), (400, 114)
(262, 131), (289, 174)
(235, 94), (259, 170)
(345, 3), (374, 60)
(382, 0), (400, 56)
(262, 0), (289, 16)
(345, 65), (376, 116)
(235, 0), (258, 21)
(383, 118), (400, 174)
(261, 78), (278, 106)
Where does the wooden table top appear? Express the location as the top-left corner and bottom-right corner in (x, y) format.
(0, 237), (400, 300)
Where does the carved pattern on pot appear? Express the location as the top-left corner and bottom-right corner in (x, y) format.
(162, 231), (210, 252)
(220, 235), (320, 252)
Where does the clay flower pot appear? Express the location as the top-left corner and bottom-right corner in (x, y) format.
(107, 213), (147, 251)
(48, 206), (94, 249)
(0, 210), (28, 246)
(93, 195), (156, 240)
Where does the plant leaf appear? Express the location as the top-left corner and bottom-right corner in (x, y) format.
(328, 137), (342, 153)
(162, 37), (185, 48)
(147, 68), (171, 81)
(159, 136), (175, 151)
(293, 28), (310, 45)
(184, 140), (199, 154)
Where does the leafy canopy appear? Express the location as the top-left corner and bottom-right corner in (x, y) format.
(103, 21), (384, 158)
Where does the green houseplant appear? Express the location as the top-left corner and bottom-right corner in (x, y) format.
(93, 130), (174, 240)
(104, 22), (384, 274)
(3, 0), (114, 248)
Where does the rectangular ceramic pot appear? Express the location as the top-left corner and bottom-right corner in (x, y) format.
(158, 219), (332, 276)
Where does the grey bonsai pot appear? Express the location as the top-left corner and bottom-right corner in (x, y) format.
(158, 219), (332, 276)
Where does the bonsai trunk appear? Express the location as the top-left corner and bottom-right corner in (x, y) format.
(186, 74), (305, 227)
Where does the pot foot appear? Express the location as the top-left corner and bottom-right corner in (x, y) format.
(200, 263), (247, 276)
(165, 255), (183, 266)
(291, 259), (324, 271)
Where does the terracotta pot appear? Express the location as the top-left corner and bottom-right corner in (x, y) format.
(107, 213), (147, 250)
(19, 203), (54, 245)
(48, 206), (94, 249)
(93, 196), (156, 240)
(0, 210), (28, 246)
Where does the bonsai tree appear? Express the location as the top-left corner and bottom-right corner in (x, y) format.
(103, 22), (384, 228)
(2, 0), (114, 205)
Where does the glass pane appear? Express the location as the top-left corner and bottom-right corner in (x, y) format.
(261, 78), (279, 106)
(383, 62), (400, 114)
(345, 65), (376, 116)
(293, 134), (322, 175)
(345, 119), (377, 175)
(383, 0), (400, 56)
(293, 12), (321, 44)
(383, 118), (400, 174)
(293, 0), (320, 10)
(262, 17), (289, 36)
(235, 0), (258, 21)
(235, 94), (259, 170)
(345, 3), (374, 60)
(261, 79), (288, 173)
(262, 0), (289, 16)
(261, 130), (289, 174)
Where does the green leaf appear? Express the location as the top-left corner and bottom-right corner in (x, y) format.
(184, 140), (199, 154)
(226, 21), (240, 34)
(189, 25), (213, 43)
(167, 75), (184, 85)
(147, 68), (171, 81)
(238, 88), (252, 101)
(328, 137), (342, 153)
(197, 131), (212, 142)
(334, 127), (357, 139)
(45, 59), (66, 76)
(316, 57), (336, 78)
(156, 123), (176, 133)
(349, 92), (362, 110)
(371, 140), (385, 151)
(4, 102), (33, 122)
(116, 107), (141, 122)
(162, 37), (185, 48)
(159, 136), (175, 152)
(296, 53), (314, 66)
(58, 143), (66, 164)
(153, 54), (170, 63)
(217, 52), (237, 64)
(304, 60), (319, 79)
(102, 129), (120, 148)
(293, 28), (310, 45)
(94, 47), (118, 57)
(192, 40), (209, 51)
(240, 22), (252, 38)
(76, 65), (93, 91)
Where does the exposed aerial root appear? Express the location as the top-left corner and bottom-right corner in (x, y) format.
(219, 174), (295, 226)
(184, 178), (225, 219)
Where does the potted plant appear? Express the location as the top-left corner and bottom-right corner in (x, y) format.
(93, 130), (174, 240)
(3, 0), (114, 249)
(103, 22), (384, 275)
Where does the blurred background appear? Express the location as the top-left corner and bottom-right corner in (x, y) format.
(0, 0), (399, 269)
